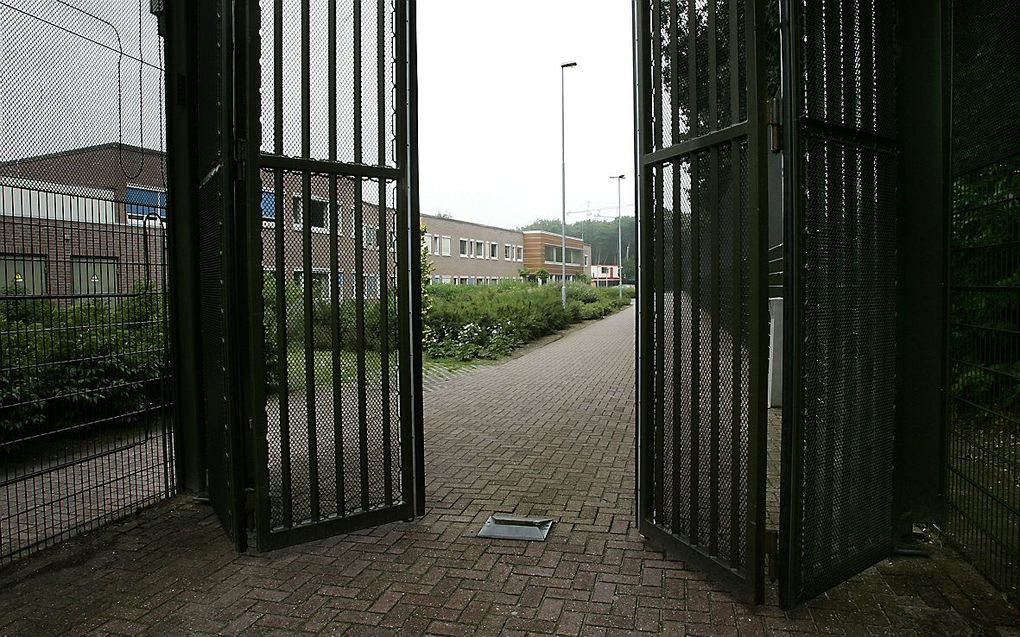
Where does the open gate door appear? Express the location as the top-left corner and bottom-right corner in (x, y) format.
(634, 0), (769, 603)
(779, 0), (899, 608)
(239, 0), (423, 550)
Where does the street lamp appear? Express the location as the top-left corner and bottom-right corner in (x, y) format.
(610, 174), (625, 299)
(560, 61), (577, 309)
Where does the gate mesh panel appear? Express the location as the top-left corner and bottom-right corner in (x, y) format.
(640, 0), (760, 594)
(946, 3), (1020, 602)
(786, 0), (898, 601)
(255, 0), (407, 540)
(0, 0), (174, 564)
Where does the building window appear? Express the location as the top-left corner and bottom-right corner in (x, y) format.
(504, 244), (512, 260)
(72, 257), (118, 296)
(584, 254), (590, 266)
(459, 239), (469, 257)
(365, 275), (379, 299)
(1, 254), (47, 295)
(364, 224), (378, 248)
(260, 191), (278, 221)
(515, 245), (523, 261)
(293, 196), (327, 230)
(125, 186), (167, 220)
(474, 240), (483, 258)
(442, 275), (451, 284)
(431, 235), (441, 256)
(441, 236), (452, 256)
(489, 243), (498, 259)
(544, 245), (561, 263)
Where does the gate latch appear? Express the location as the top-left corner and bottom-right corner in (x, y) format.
(767, 98), (782, 153)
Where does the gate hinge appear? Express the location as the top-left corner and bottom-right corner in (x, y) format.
(764, 528), (780, 582)
(767, 97), (782, 153)
(234, 138), (247, 180)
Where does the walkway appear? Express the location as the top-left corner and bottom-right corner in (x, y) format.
(0, 307), (1017, 635)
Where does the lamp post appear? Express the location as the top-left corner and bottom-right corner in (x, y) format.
(560, 61), (577, 308)
(610, 174), (625, 299)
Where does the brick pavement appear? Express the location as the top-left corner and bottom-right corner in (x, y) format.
(0, 306), (1018, 635)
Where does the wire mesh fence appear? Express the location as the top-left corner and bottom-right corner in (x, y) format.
(945, 1), (1020, 607)
(0, 0), (173, 565)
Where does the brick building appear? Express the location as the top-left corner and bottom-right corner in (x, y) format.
(1, 144), (592, 299)
(0, 143), (168, 298)
(0, 144), (397, 302)
(421, 216), (592, 285)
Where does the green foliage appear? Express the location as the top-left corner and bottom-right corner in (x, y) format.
(262, 276), (399, 392)
(424, 282), (630, 362)
(0, 282), (167, 446)
(948, 159), (1020, 419)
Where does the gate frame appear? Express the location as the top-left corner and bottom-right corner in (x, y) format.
(633, 0), (771, 605)
(237, 0), (425, 551)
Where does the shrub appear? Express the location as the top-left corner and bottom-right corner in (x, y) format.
(424, 282), (627, 362)
(0, 284), (168, 448)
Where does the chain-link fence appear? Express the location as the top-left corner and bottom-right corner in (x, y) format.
(0, 0), (173, 565)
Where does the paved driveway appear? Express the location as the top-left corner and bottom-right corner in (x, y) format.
(0, 306), (1017, 635)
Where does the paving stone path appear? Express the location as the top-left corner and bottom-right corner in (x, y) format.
(0, 306), (1017, 635)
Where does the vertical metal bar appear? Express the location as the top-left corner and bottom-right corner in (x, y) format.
(707, 0), (721, 557)
(651, 0), (665, 528)
(221, 0), (247, 551)
(328, 0), (344, 516)
(272, 0), (292, 531)
(636, 0), (655, 528)
(404, 0), (423, 516)
(354, 0), (370, 512)
(377, 0), (392, 506)
(728, 0), (741, 569)
(745, 0), (768, 605)
(244, 0), (271, 548)
(671, 158), (683, 536)
(687, 0), (702, 546)
(669, 0), (683, 539)
(300, 0), (320, 523)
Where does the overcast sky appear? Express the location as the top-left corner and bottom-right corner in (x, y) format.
(1, 0), (636, 229)
(417, 1), (636, 229)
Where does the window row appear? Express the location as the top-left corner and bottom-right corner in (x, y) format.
(543, 245), (586, 266)
(1, 253), (120, 296)
(286, 269), (393, 301)
(430, 275), (516, 286)
(456, 238), (523, 262)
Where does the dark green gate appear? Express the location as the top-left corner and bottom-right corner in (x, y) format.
(170, 0), (423, 552)
(945, 0), (1020, 606)
(634, 0), (769, 603)
(241, 0), (423, 550)
(778, 0), (900, 607)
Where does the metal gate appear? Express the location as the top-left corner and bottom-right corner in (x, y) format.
(945, 0), (1020, 607)
(0, 0), (174, 563)
(240, 0), (422, 550)
(778, 0), (899, 607)
(634, 0), (769, 603)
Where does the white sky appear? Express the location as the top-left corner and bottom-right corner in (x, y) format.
(417, 1), (636, 229)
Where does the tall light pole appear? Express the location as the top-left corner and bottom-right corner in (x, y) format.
(610, 174), (625, 299)
(560, 61), (577, 308)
